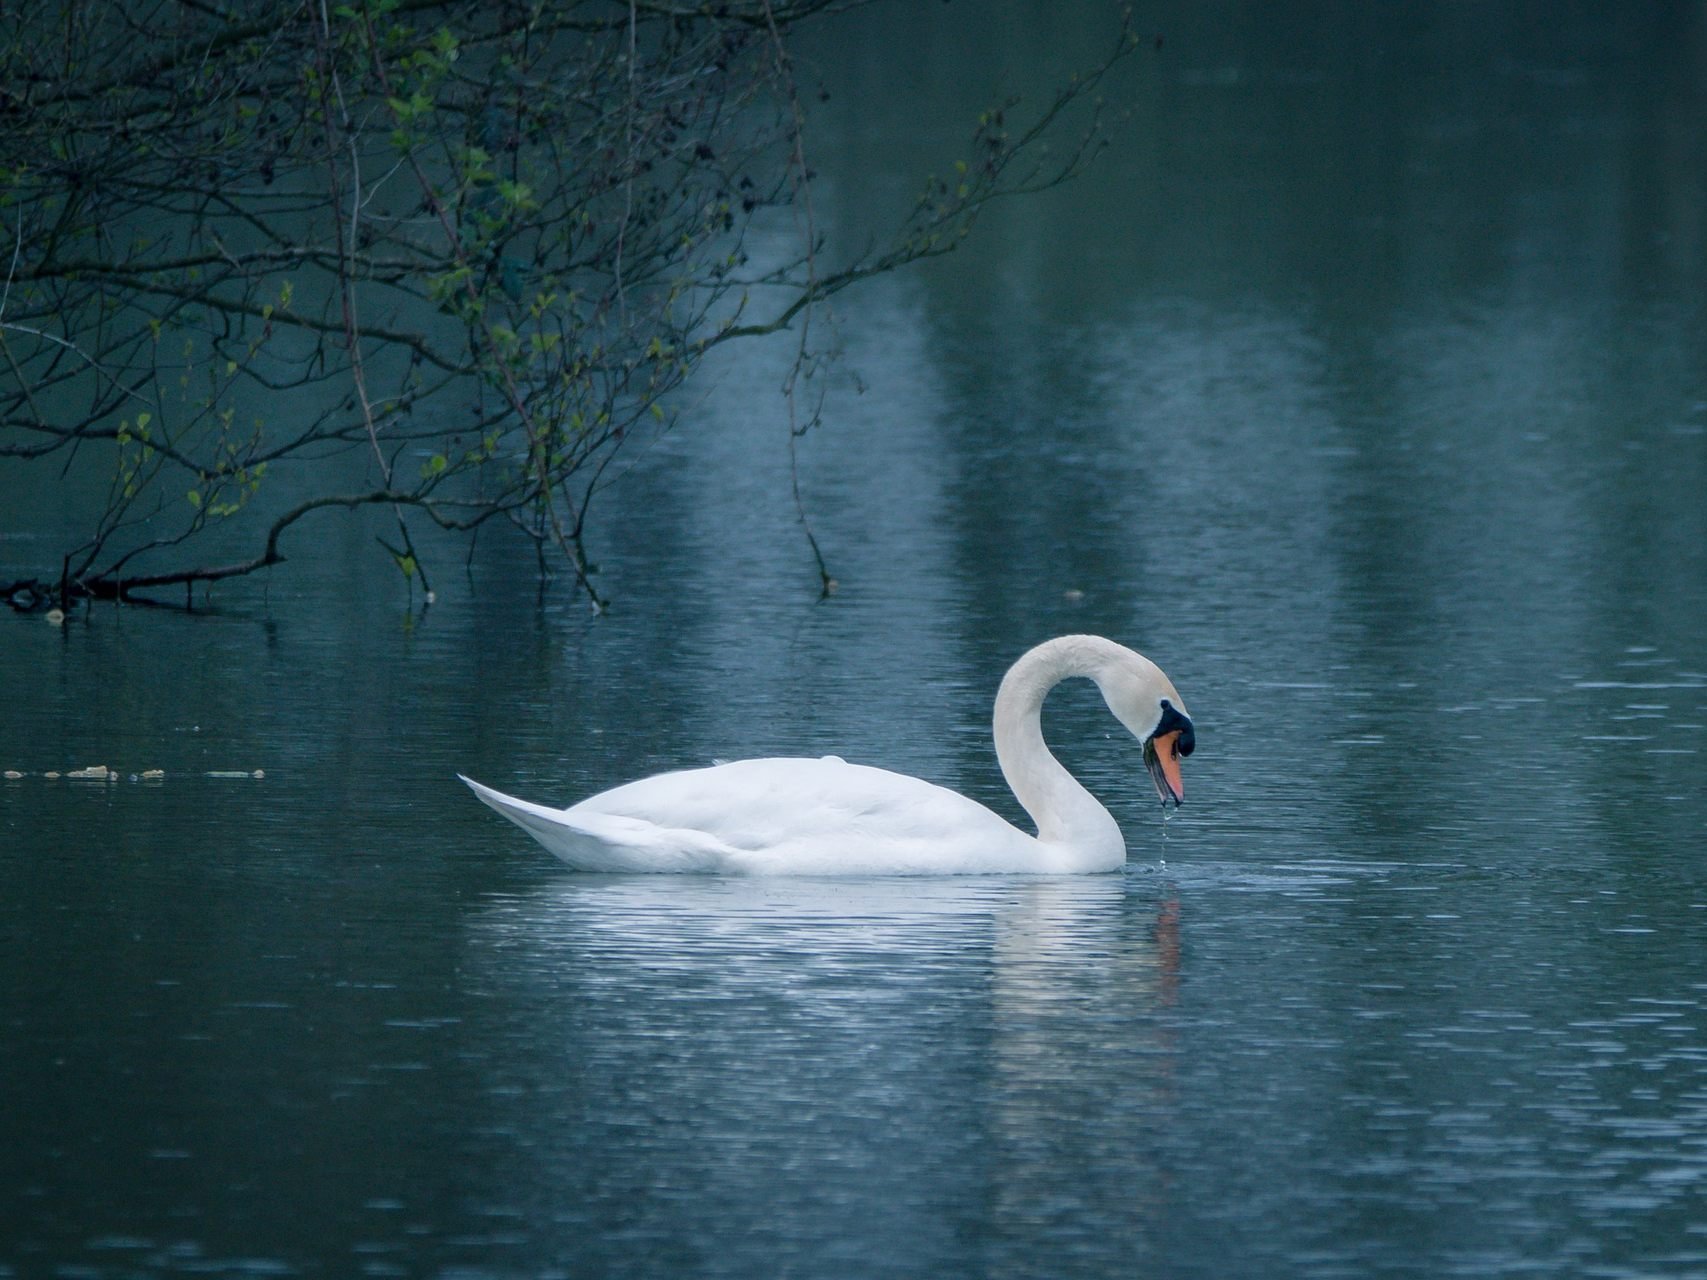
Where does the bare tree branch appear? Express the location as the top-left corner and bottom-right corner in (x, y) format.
(0, 1), (1145, 613)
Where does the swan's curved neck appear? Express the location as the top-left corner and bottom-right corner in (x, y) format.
(992, 635), (1129, 864)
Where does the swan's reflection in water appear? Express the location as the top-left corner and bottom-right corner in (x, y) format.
(466, 873), (1182, 1276)
(984, 880), (1181, 1270)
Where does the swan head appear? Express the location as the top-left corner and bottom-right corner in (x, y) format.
(1141, 698), (1195, 807)
(1094, 653), (1195, 807)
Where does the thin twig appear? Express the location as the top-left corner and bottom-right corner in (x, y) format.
(762, 0), (836, 595)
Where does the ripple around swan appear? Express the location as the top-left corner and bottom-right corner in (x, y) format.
(470, 871), (1158, 978)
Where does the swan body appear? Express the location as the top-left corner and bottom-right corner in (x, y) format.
(461, 634), (1194, 876)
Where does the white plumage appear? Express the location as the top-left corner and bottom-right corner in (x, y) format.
(461, 635), (1194, 876)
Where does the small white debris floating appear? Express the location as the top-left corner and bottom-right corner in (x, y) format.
(3, 767), (266, 782)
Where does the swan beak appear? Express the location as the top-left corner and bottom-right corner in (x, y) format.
(1145, 730), (1186, 807)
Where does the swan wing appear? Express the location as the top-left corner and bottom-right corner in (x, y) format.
(463, 759), (1043, 875)
(579, 757), (1033, 874)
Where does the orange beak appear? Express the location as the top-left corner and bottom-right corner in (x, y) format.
(1144, 729), (1186, 807)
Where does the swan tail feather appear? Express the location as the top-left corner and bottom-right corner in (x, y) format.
(458, 774), (723, 872)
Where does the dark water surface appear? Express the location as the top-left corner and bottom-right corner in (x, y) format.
(6, 4), (1707, 1277)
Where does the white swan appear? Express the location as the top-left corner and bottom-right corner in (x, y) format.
(460, 634), (1194, 875)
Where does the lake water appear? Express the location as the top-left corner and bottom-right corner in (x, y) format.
(5, 3), (1707, 1277)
